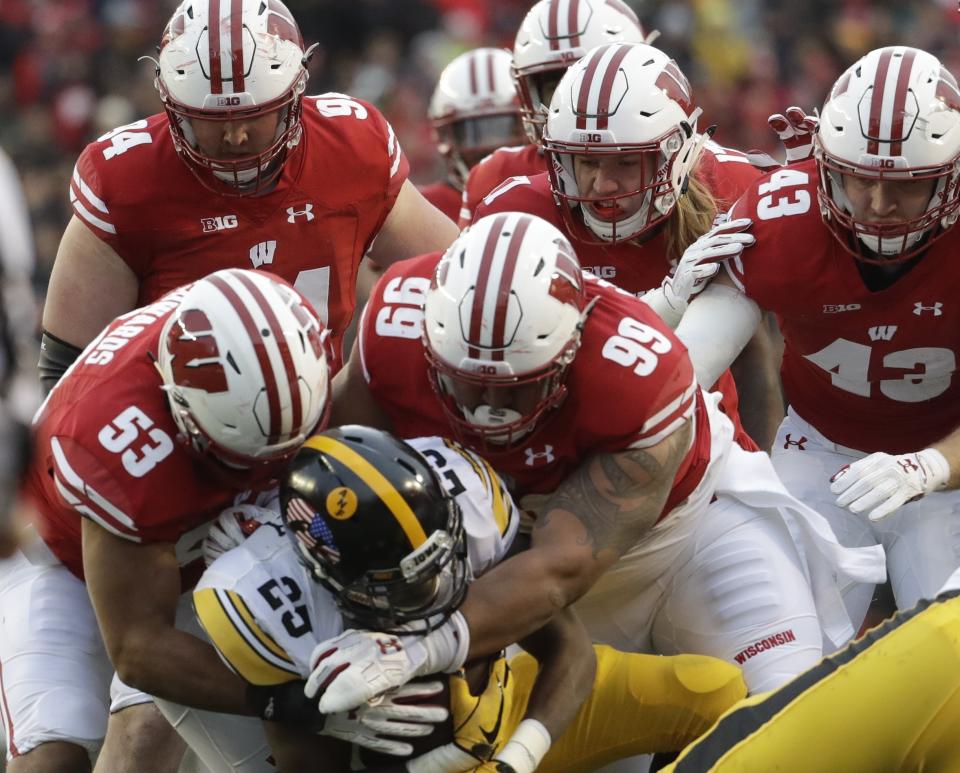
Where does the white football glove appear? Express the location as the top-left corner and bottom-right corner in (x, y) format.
(660, 217), (755, 315)
(768, 106), (819, 164)
(322, 681), (449, 757)
(305, 615), (470, 714)
(830, 448), (951, 521)
(203, 504), (281, 566)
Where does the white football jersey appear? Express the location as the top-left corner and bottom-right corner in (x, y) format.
(193, 437), (519, 685)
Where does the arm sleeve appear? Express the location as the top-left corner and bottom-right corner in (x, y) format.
(675, 283), (762, 390)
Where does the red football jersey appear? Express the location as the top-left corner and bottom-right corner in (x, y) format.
(473, 142), (761, 450)
(358, 252), (711, 515)
(69, 93), (408, 368)
(418, 179), (462, 223)
(728, 159), (960, 453)
(26, 288), (258, 580)
(459, 143), (546, 227)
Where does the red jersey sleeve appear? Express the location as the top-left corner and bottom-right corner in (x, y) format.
(302, 95), (410, 254)
(698, 141), (762, 213)
(460, 144), (545, 227)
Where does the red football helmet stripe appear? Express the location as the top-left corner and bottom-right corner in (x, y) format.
(468, 213), (508, 359)
(490, 215), (533, 360)
(235, 271), (303, 442)
(595, 44), (632, 130)
(468, 51), (478, 95)
(575, 44), (611, 130)
(889, 48), (917, 156)
(867, 48), (893, 155)
(486, 49), (496, 93)
(567, 0), (581, 49)
(230, 0), (246, 93)
(208, 0), (223, 94)
(208, 274), (283, 445)
(548, 0), (560, 50)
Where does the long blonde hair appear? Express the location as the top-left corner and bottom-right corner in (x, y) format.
(665, 164), (717, 263)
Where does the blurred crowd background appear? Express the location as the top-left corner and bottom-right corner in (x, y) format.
(2, 0), (960, 300)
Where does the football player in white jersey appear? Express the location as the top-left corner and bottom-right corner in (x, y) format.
(195, 426), (747, 772)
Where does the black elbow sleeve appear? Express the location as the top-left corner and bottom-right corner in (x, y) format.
(38, 329), (84, 396)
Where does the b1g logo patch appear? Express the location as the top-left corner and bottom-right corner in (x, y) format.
(326, 487), (358, 520)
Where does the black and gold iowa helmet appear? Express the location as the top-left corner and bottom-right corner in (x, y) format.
(280, 425), (467, 633)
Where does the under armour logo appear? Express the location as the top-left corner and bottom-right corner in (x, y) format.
(286, 203), (315, 223)
(898, 457), (920, 474)
(376, 637), (402, 655)
(783, 434), (807, 451)
(524, 445), (555, 466)
(914, 302), (943, 316)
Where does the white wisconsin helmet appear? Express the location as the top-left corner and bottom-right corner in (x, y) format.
(155, 0), (310, 196)
(423, 212), (587, 448)
(428, 48), (524, 186)
(542, 42), (706, 243)
(512, 0), (652, 143)
(816, 46), (960, 263)
(157, 269), (331, 473)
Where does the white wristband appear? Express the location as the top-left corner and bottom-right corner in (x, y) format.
(494, 719), (552, 773)
(417, 610), (470, 676)
(918, 448), (951, 493)
(640, 286), (684, 330)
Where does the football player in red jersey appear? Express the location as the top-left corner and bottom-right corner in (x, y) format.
(302, 213), (885, 719)
(458, 0), (652, 227)
(420, 48), (525, 223)
(674, 46), (960, 637)
(2, 270), (336, 772)
(473, 42), (783, 451)
(38, 0), (459, 396)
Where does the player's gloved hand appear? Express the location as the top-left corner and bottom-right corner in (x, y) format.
(305, 614), (470, 713)
(247, 679), (448, 756)
(661, 217), (755, 314)
(830, 448), (951, 521)
(768, 106), (819, 164)
(203, 503), (281, 566)
(323, 681), (449, 757)
(407, 657), (515, 773)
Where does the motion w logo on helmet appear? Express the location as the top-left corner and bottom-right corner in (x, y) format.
(166, 309), (229, 393)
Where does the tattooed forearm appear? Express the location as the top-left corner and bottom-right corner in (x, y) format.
(535, 420), (693, 558)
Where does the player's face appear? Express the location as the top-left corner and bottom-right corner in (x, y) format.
(573, 152), (652, 221)
(842, 175), (936, 225)
(189, 111), (282, 159)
